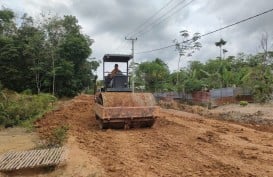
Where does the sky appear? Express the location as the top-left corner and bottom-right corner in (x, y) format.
(1, 0), (273, 77)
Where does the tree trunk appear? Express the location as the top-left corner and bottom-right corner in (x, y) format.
(176, 55), (182, 86)
(52, 51), (55, 96)
(35, 58), (41, 94)
(219, 45), (222, 60)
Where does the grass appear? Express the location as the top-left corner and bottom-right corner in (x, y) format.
(49, 125), (69, 146)
(239, 101), (248, 106)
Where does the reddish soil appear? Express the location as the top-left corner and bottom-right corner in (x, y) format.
(19, 95), (273, 176)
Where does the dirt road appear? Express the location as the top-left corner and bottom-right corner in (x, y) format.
(3, 94), (273, 177)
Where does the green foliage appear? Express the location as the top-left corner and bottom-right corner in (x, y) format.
(21, 89), (32, 95)
(135, 50), (273, 100)
(184, 78), (203, 93)
(0, 8), (98, 97)
(239, 101), (248, 106)
(135, 58), (170, 92)
(0, 8), (16, 35)
(242, 65), (273, 103)
(215, 38), (227, 59)
(0, 90), (56, 128)
(174, 30), (202, 57)
(84, 88), (95, 95)
(48, 125), (69, 146)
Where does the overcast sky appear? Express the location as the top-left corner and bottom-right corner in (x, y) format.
(1, 0), (273, 77)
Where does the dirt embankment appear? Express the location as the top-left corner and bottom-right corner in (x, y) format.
(159, 99), (273, 133)
(2, 94), (273, 177)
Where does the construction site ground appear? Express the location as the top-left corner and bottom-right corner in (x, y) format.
(0, 94), (273, 177)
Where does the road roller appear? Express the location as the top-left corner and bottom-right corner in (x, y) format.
(93, 54), (158, 129)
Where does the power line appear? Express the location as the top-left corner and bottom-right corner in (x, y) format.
(200, 8), (273, 38)
(117, 0), (191, 52)
(126, 0), (176, 38)
(135, 7), (273, 54)
(135, 0), (195, 38)
(116, 0), (178, 52)
(130, 0), (189, 38)
(116, 0), (176, 51)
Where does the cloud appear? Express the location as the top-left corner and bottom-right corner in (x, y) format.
(1, 0), (273, 77)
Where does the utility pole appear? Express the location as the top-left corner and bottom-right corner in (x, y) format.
(125, 37), (137, 93)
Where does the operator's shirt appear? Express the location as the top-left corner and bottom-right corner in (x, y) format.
(111, 69), (121, 78)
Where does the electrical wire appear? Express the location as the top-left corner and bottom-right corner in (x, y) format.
(115, 0), (176, 51)
(126, 0), (176, 38)
(117, 0), (190, 52)
(130, 0), (189, 38)
(135, 7), (273, 54)
(135, 0), (195, 38)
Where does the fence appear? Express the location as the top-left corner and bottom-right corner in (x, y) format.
(210, 87), (251, 99)
(154, 87), (253, 106)
(153, 92), (191, 100)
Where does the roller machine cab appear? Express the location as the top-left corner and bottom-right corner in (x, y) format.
(94, 54), (158, 129)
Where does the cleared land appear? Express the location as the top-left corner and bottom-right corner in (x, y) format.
(1, 94), (273, 177)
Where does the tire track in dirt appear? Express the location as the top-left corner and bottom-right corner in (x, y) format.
(159, 109), (273, 176)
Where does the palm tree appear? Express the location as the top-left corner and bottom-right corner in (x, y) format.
(223, 49), (228, 59)
(215, 38), (227, 59)
(215, 39), (227, 101)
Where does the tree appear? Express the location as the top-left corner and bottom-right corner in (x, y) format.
(135, 58), (169, 92)
(41, 14), (94, 96)
(215, 38), (227, 59)
(57, 16), (93, 96)
(242, 34), (273, 103)
(0, 8), (16, 36)
(0, 36), (20, 90)
(18, 13), (46, 94)
(184, 69), (203, 93)
(0, 9), (20, 91)
(215, 38), (227, 100)
(223, 49), (228, 59)
(43, 15), (65, 95)
(0, 8), (97, 97)
(173, 30), (201, 89)
(243, 64), (273, 103)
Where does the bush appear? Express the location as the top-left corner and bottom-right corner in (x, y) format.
(21, 89), (32, 95)
(184, 79), (203, 93)
(0, 90), (56, 128)
(48, 125), (69, 147)
(239, 101), (248, 106)
(242, 65), (273, 103)
(84, 88), (94, 95)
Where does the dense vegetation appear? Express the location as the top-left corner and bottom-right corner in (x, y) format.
(0, 8), (99, 97)
(0, 87), (56, 128)
(135, 52), (273, 103)
(0, 8), (100, 127)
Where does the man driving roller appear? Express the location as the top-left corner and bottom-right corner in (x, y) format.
(110, 64), (121, 78)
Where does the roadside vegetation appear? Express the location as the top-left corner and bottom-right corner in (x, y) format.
(0, 87), (56, 128)
(135, 51), (273, 103)
(0, 7), (99, 130)
(0, 8), (99, 97)
(48, 125), (69, 147)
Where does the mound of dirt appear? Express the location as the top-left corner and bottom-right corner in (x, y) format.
(217, 110), (273, 125)
(36, 94), (94, 140)
(159, 100), (273, 133)
(158, 99), (213, 117)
